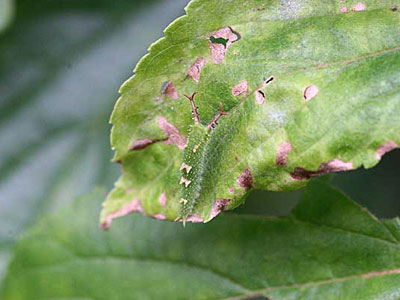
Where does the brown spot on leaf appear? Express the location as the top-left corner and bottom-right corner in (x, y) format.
(161, 81), (179, 99)
(158, 116), (187, 149)
(209, 27), (240, 64)
(303, 85), (319, 101)
(290, 159), (354, 180)
(391, 7), (398, 12)
(101, 199), (144, 230)
(276, 142), (293, 166)
(187, 58), (206, 82)
(210, 199), (231, 219)
(237, 168), (253, 189)
(158, 192), (167, 207)
(129, 138), (159, 151)
(340, 6), (348, 13)
(232, 81), (248, 96)
(256, 90), (265, 105)
(375, 141), (398, 160)
(352, 2), (366, 11)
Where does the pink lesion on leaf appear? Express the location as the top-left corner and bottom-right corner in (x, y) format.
(255, 90), (266, 105)
(236, 168), (253, 189)
(161, 81), (179, 99)
(276, 142), (293, 166)
(232, 81), (248, 96)
(101, 199), (144, 230)
(352, 2), (366, 11)
(228, 187), (235, 194)
(129, 138), (160, 151)
(158, 192), (167, 207)
(151, 213), (167, 221)
(209, 198), (231, 220)
(176, 214), (204, 223)
(375, 141), (398, 160)
(209, 26), (240, 64)
(158, 116), (187, 149)
(187, 58), (206, 82)
(291, 159), (354, 180)
(340, 6), (348, 13)
(303, 85), (319, 102)
(186, 214), (204, 223)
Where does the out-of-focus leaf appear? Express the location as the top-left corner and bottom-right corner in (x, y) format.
(332, 149), (400, 218)
(0, 0), (189, 283)
(103, 0), (400, 225)
(0, 0), (13, 33)
(3, 181), (400, 299)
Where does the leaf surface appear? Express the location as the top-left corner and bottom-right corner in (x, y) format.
(104, 0), (400, 224)
(3, 181), (400, 299)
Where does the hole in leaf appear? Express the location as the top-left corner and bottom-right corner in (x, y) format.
(209, 36), (229, 48)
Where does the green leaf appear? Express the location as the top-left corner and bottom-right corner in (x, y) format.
(0, 0), (13, 33)
(103, 0), (400, 225)
(3, 181), (400, 299)
(0, 0), (189, 284)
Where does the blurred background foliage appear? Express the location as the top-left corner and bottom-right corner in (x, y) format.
(0, 0), (399, 287)
(0, 0), (13, 33)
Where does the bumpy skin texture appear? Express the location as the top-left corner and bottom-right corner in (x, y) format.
(101, 0), (400, 226)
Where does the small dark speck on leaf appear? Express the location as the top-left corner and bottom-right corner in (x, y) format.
(264, 76), (274, 86)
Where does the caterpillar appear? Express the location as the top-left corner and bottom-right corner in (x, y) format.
(179, 93), (228, 221)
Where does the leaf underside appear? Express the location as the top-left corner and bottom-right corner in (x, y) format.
(4, 181), (400, 299)
(103, 0), (400, 225)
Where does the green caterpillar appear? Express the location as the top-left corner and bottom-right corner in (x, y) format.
(179, 93), (227, 221)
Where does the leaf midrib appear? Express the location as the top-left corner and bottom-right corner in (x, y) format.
(18, 212), (400, 295)
(223, 267), (400, 300)
(16, 248), (400, 300)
